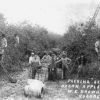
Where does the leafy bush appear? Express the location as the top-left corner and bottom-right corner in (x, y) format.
(61, 22), (100, 78)
(0, 13), (61, 73)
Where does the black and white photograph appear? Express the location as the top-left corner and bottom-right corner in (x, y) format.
(0, 0), (100, 100)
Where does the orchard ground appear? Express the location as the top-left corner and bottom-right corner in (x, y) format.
(0, 63), (100, 100)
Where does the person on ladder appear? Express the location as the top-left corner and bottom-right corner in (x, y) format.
(95, 36), (100, 61)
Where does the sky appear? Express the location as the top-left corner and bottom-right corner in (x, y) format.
(0, 0), (99, 35)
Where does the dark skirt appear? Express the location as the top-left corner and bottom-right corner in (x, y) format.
(48, 63), (57, 81)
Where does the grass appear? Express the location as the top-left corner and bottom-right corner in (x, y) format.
(1, 62), (100, 100)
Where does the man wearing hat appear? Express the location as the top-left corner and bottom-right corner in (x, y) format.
(56, 52), (71, 79)
(29, 52), (41, 79)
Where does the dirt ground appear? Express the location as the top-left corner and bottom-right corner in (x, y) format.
(0, 66), (100, 100)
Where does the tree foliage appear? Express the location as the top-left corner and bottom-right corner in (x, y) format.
(0, 13), (61, 72)
(60, 21), (100, 77)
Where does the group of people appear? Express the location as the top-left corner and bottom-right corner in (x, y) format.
(0, 31), (72, 81)
(28, 36), (100, 80)
(29, 52), (41, 79)
(29, 50), (71, 81)
(1, 31), (100, 81)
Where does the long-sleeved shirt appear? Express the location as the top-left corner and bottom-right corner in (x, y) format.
(29, 55), (41, 66)
(1, 38), (7, 48)
(41, 55), (52, 64)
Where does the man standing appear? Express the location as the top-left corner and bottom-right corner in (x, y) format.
(29, 52), (41, 79)
(48, 53), (57, 81)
